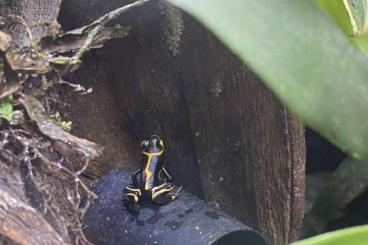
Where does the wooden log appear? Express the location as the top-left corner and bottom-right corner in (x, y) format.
(0, 0), (69, 244)
(179, 14), (305, 244)
(59, 0), (204, 196)
(56, 58), (139, 171)
(59, 1), (306, 244)
(0, 168), (65, 245)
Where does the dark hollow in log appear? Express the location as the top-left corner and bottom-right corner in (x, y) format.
(58, 0), (306, 244)
(83, 169), (268, 245)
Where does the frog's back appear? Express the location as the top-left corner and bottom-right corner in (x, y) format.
(142, 154), (161, 190)
(140, 135), (165, 191)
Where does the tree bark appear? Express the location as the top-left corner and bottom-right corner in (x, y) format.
(0, 0), (67, 244)
(0, 0), (62, 45)
(0, 168), (65, 245)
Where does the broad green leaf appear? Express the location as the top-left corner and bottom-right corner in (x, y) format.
(292, 225), (368, 245)
(317, 0), (368, 53)
(0, 95), (12, 121)
(320, 0), (368, 37)
(317, 1), (358, 36)
(343, 0), (368, 37)
(167, 0), (368, 159)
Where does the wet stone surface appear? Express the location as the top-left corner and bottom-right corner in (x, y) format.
(83, 169), (268, 245)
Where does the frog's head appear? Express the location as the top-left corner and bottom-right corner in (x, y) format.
(141, 135), (164, 153)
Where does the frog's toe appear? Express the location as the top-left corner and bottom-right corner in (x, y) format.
(124, 200), (139, 213)
(173, 186), (182, 197)
(123, 186), (141, 200)
(124, 192), (140, 203)
(122, 186), (141, 213)
(152, 194), (173, 204)
(123, 186), (141, 196)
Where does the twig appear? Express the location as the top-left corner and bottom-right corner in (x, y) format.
(20, 95), (103, 159)
(0, 127), (96, 244)
(49, 0), (151, 67)
(34, 148), (97, 199)
(74, 0), (150, 59)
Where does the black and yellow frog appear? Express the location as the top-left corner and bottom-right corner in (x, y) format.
(123, 135), (181, 212)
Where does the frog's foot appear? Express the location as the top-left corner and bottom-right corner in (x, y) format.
(122, 186), (141, 212)
(124, 200), (140, 213)
(151, 182), (182, 205)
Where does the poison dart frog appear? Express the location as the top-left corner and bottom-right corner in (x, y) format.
(123, 135), (182, 212)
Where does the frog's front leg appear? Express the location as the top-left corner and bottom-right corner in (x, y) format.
(123, 170), (142, 212)
(131, 167), (141, 186)
(151, 182), (182, 204)
(123, 186), (141, 212)
(159, 167), (172, 182)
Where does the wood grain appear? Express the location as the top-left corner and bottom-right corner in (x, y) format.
(59, 1), (306, 243)
(0, 0), (62, 45)
(178, 14), (305, 243)
(0, 169), (65, 245)
(0, 1), (69, 244)
(60, 0), (204, 196)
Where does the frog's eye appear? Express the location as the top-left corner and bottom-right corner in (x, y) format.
(141, 140), (148, 147)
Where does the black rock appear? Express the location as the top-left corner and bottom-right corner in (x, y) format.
(83, 169), (268, 245)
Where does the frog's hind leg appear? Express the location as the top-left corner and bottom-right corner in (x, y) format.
(123, 186), (141, 212)
(151, 183), (182, 205)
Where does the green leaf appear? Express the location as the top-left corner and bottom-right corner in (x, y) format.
(318, 0), (368, 37)
(317, 1), (356, 36)
(0, 95), (13, 122)
(343, 0), (368, 37)
(292, 226), (368, 245)
(317, 0), (368, 53)
(167, 0), (368, 159)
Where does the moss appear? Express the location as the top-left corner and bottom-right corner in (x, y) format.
(49, 111), (72, 131)
(159, 1), (184, 56)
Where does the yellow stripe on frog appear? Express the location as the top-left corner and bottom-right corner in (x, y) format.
(125, 193), (139, 202)
(142, 150), (163, 190)
(125, 187), (142, 196)
(152, 185), (175, 200)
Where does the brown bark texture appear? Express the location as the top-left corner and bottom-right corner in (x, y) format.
(0, 0), (70, 244)
(0, 0), (61, 45)
(0, 167), (65, 245)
